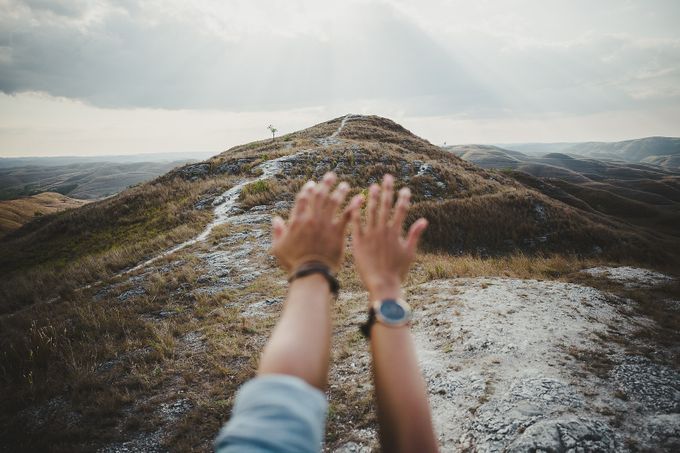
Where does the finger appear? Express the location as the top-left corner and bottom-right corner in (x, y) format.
(338, 193), (363, 230)
(271, 216), (286, 243)
(291, 180), (315, 221)
(350, 199), (364, 240)
(313, 172), (337, 212)
(378, 174), (394, 226)
(405, 218), (428, 255)
(327, 181), (350, 217)
(391, 187), (411, 232)
(366, 183), (380, 228)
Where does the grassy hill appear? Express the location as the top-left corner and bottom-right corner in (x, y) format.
(1, 115), (678, 451)
(497, 136), (680, 168)
(643, 154), (680, 168)
(0, 192), (89, 237)
(447, 143), (680, 243)
(4, 116), (679, 310)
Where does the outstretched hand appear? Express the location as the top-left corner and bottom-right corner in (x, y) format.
(271, 172), (363, 273)
(351, 174), (428, 301)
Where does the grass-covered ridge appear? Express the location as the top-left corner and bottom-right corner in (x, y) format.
(2, 114), (679, 313)
(1, 114), (679, 451)
(0, 175), (235, 312)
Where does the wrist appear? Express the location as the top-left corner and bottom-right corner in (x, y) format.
(290, 272), (328, 290)
(289, 261), (340, 296)
(289, 255), (339, 274)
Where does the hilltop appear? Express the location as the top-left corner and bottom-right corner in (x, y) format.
(0, 115), (678, 452)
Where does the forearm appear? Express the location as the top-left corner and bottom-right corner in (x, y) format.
(257, 274), (332, 390)
(367, 284), (438, 453)
(370, 325), (439, 453)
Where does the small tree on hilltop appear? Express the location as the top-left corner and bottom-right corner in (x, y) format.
(267, 124), (277, 142)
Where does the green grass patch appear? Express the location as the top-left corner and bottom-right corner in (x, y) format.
(241, 180), (270, 197)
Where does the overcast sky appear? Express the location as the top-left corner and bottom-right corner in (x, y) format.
(1, 0), (679, 156)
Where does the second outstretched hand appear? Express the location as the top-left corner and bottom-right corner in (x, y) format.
(350, 174), (428, 301)
(352, 175), (438, 453)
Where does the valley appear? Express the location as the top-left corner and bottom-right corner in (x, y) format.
(0, 154), (210, 201)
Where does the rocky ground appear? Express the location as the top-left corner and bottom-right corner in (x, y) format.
(411, 277), (679, 452)
(328, 272), (679, 452)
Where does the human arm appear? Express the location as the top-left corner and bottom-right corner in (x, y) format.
(258, 172), (362, 390)
(350, 174), (438, 453)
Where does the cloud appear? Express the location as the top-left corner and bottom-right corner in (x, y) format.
(22, 0), (90, 18)
(0, 0), (493, 112)
(0, 0), (679, 118)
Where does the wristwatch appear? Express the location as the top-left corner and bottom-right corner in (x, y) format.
(360, 298), (412, 338)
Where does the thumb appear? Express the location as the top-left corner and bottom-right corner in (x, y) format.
(405, 218), (428, 255)
(271, 216), (286, 243)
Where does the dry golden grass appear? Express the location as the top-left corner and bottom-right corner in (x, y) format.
(0, 192), (90, 237)
(0, 249), (282, 451)
(0, 175), (238, 313)
(413, 252), (594, 281)
(2, 242), (678, 450)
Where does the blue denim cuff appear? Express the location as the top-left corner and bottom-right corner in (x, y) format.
(215, 374), (328, 453)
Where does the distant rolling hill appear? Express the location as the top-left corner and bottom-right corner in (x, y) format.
(0, 192), (89, 237)
(643, 154), (680, 168)
(446, 143), (680, 239)
(0, 153), (213, 200)
(495, 137), (680, 169)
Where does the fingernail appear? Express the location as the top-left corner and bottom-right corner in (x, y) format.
(303, 180), (316, 189)
(338, 182), (350, 191)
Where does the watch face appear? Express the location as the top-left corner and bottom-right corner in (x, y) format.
(379, 299), (406, 323)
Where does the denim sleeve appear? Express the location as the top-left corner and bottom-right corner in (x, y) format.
(214, 374), (328, 453)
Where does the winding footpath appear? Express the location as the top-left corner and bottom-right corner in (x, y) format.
(127, 114), (356, 273)
(1, 115), (357, 320)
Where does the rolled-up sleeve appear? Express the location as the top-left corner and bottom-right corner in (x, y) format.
(215, 374), (328, 453)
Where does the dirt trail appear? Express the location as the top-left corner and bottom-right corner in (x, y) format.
(127, 114), (356, 273)
(93, 118), (363, 452)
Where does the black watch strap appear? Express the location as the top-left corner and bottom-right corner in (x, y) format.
(288, 262), (340, 296)
(360, 308), (376, 338)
